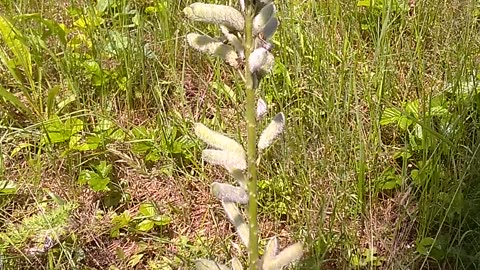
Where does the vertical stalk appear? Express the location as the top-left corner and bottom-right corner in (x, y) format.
(243, 2), (259, 270)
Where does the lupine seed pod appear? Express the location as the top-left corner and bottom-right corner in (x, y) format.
(222, 201), (249, 247)
(195, 259), (230, 270)
(256, 98), (268, 120)
(239, 0), (245, 12)
(257, 51), (275, 77)
(253, 3), (275, 36)
(231, 257), (243, 270)
(202, 149), (247, 173)
(248, 47), (269, 73)
(220, 25), (245, 59)
(262, 242), (303, 270)
(184, 3), (245, 32)
(232, 169), (248, 190)
(262, 16), (278, 40)
(258, 112), (285, 151)
(211, 182), (249, 204)
(254, 0), (274, 11)
(187, 33), (239, 68)
(194, 123), (245, 157)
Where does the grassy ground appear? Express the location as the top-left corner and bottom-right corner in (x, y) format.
(0, 0), (479, 269)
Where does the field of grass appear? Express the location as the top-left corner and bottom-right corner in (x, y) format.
(0, 0), (480, 269)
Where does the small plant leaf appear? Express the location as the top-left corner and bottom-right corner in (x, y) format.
(258, 112), (285, 151)
(253, 3), (275, 36)
(222, 201), (249, 247)
(211, 182), (249, 204)
(184, 3), (244, 32)
(194, 123), (245, 156)
(195, 259), (230, 270)
(202, 149), (247, 173)
(231, 257), (243, 270)
(187, 33), (239, 67)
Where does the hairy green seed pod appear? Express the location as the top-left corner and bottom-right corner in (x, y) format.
(184, 3), (244, 32)
(258, 112), (285, 151)
(187, 33), (239, 68)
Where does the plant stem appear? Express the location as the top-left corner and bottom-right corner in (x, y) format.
(244, 2), (259, 270)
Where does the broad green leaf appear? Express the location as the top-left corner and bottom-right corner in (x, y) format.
(417, 237), (435, 255)
(128, 254), (144, 267)
(78, 169), (110, 192)
(380, 107), (401, 126)
(107, 128), (125, 141)
(258, 112), (285, 151)
(65, 118), (84, 135)
(405, 100), (419, 118)
(429, 106), (448, 116)
(136, 220), (154, 232)
(95, 161), (112, 178)
(139, 203), (156, 218)
(152, 215), (171, 226)
(94, 119), (113, 132)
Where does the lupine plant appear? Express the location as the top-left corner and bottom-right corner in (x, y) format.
(184, 0), (303, 269)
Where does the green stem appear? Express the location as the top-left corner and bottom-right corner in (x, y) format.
(244, 3), (259, 270)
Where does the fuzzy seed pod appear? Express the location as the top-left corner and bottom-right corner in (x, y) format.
(187, 33), (239, 68)
(258, 112), (285, 151)
(184, 3), (244, 32)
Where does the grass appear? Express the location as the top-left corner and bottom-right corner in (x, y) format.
(0, 0), (479, 269)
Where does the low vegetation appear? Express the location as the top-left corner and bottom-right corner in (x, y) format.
(0, 0), (479, 269)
